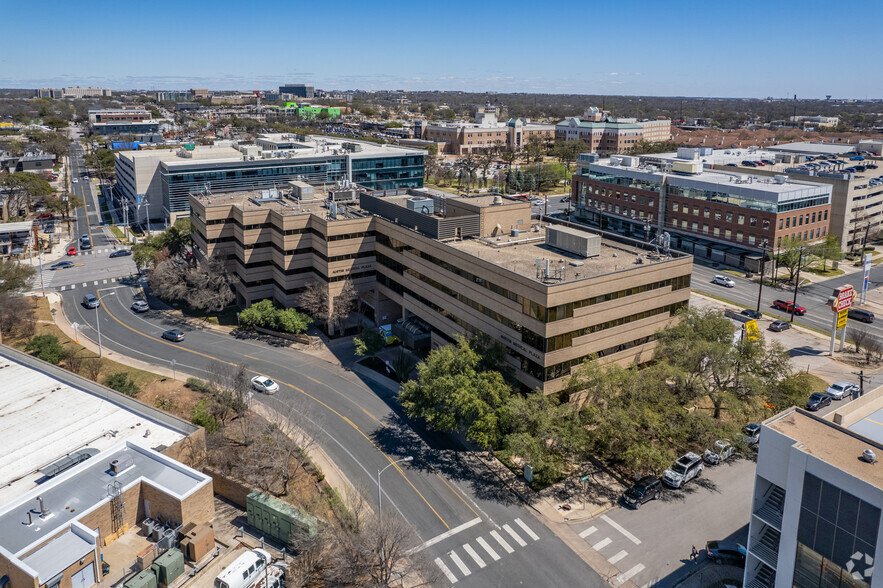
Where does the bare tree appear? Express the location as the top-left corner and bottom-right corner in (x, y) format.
(348, 514), (439, 587)
(0, 295), (36, 339)
(329, 278), (357, 336)
(82, 358), (102, 381)
(149, 255), (234, 312)
(299, 280), (329, 325)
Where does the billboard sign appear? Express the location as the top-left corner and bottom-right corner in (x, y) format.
(829, 285), (856, 312)
(837, 309), (849, 330)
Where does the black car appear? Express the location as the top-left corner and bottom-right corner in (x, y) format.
(705, 541), (746, 565)
(740, 309), (763, 320)
(109, 249), (132, 258)
(848, 308), (875, 323)
(161, 329), (185, 342)
(50, 261), (75, 270)
(622, 476), (662, 509)
(806, 392), (832, 411)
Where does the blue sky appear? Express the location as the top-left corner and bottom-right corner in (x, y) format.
(2, 0), (880, 98)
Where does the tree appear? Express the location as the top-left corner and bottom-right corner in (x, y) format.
(25, 334), (65, 364)
(354, 327), (385, 357)
(818, 234), (843, 271)
(475, 148), (495, 189)
(524, 135), (546, 164)
(0, 259), (36, 295)
(454, 154), (478, 193)
(552, 139), (584, 174)
(0, 295), (36, 340)
(42, 193), (83, 217)
(778, 236), (818, 283)
(399, 336), (511, 449)
(239, 299), (311, 334)
(0, 172), (55, 216)
(104, 372), (141, 397)
(149, 254), (234, 312)
(329, 278), (357, 335)
(423, 154), (440, 181)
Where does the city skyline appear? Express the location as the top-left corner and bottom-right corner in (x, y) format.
(2, 0), (880, 99)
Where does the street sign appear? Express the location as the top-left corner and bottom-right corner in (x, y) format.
(744, 320), (760, 341)
(830, 285), (856, 312)
(837, 309), (848, 330)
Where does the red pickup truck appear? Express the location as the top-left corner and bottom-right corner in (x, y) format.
(773, 300), (806, 315)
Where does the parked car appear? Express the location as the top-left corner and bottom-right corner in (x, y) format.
(769, 320), (792, 332)
(703, 440), (735, 465)
(622, 476), (662, 509)
(826, 381), (859, 400)
(43, 223), (55, 234)
(161, 329), (185, 342)
(560, 196), (570, 203)
(806, 392), (833, 411)
(109, 249), (132, 258)
(662, 452), (704, 488)
(50, 260), (74, 270)
(80, 241), (91, 250)
(744, 423), (761, 448)
(848, 308), (875, 323)
(741, 160), (758, 167)
(131, 300), (149, 313)
(851, 156), (865, 161)
(706, 541), (747, 565)
(67, 246), (78, 256)
(251, 376), (279, 395)
(772, 300), (806, 315)
(82, 294), (100, 309)
(711, 274), (736, 288)
(740, 309), (763, 320)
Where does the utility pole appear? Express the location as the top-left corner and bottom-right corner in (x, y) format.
(853, 370), (869, 399)
(756, 239), (768, 312)
(790, 246), (803, 323)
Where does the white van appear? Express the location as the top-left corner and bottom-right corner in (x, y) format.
(213, 548), (272, 588)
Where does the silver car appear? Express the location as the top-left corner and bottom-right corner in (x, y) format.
(711, 274), (735, 288)
(663, 452), (704, 488)
(826, 381), (859, 400)
(703, 440), (735, 465)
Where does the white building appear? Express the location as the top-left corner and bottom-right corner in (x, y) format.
(745, 396), (883, 586)
(61, 87), (111, 98)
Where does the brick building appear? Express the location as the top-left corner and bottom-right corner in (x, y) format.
(556, 107), (672, 154)
(415, 105), (555, 155)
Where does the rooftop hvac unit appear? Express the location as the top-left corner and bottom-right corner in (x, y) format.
(151, 548), (185, 587)
(40, 448), (99, 479)
(619, 156), (639, 167)
(406, 197), (434, 215)
(671, 161), (702, 174)
(773, 175), (788, 184)
(546, 225), (601, 258)
(579, 153), (599, 163)
(110, 454), (134, 474)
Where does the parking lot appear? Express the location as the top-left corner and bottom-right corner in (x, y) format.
(570, 456), (754, 587)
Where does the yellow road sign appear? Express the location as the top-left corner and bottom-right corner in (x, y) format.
(745, 320), (761, 341)
(837, 309), (848, 330)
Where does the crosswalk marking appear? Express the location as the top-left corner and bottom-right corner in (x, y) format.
(93, 281), (98, 285)
(579, 526), (597, 539)
(612, 563), (645, 586)
(82, 283), (87, 287)
(434, 558), (457, 584)
(601, 514), (641, 545)
(592, 537), (612, 551)
(462, 543), (486, 568)
(502, 524), (527, 547)
(475, 537), (500, 561)
(608, 550), (629, 564)
(448, 551), (471, 577)
(102, 279), (107, 284)
(490, 530), (514, 554)
(515, 518), (539, 541)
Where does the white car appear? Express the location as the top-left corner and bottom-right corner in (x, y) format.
(251, 376), (279, 394)
(826, 381), (859, 400)
(711, 274), (736, 288)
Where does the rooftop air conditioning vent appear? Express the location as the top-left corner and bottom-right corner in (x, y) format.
(862, 449), (877, 464)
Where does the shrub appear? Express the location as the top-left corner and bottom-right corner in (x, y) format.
(185, 377), (213, 394)
(25, 334), (65, 364)
(104, 371), (140, 397)
(191, 398), (220, 433)
(238, 299), (311, 334)
(354, 327), (385, 357)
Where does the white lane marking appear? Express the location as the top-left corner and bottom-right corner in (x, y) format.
(602, 514), (642, 545)
(448, 551), (471, 577)
(592, 537), (612, 551)
(503, 524), (527, 547)
(434, 558), (457, 584)
(608, 550), (629, 564)
(103, 279), (107, 284)
(60, 286), (66, 291)
(579, 526), (598, 538)
(490, 530), (514, 554)
(412, 517), (481, 552)
(612, 563), (645, 586)
(82, 283), (87, 287)
(93, 281), (98, 285)
(515, 518), (539, 541)
(476, 537), (500, 561)
(462, 543), (486, 568)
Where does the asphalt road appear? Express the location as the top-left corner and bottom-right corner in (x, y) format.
(58, 284), (603, 588)
(67, 141), (113, 252)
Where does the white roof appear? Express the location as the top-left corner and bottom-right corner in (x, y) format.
(0, 355), (185, 504)
(766, 142), (853, 155)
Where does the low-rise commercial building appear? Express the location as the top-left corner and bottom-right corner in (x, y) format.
(61, 86), (111, 98)
(572, 148), (833, 268)
(114, 135), (426, 225)
(556, 107), (672, 154)
(744, 390), (883, 586)
(92, 120), (161, 136)
(88, 106), (150, 124)
(191, 187), (692, 394)
(416, 104), (555, 155)
(35, 88), (62, 99)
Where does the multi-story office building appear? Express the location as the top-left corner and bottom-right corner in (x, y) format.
(88, 106), (150, 124)
(114, 135), (426, 225)
(61, 86), (111, 98)
(35, 88), (62, 99)
(190, 88), (211, 99)
(91, 120), (161, 136)
(571, 148), (832, 268)
(556, 107), (672, 154)
(279, 84), (315, 99)
(744, 393), (883, 587)
(191, 186), (692, 393)
(416, 104), (555, 155)
(155, 90), (192, 102)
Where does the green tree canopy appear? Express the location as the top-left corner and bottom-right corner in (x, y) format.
(354, 327), (385, 357)
(0, 258), (36, 295)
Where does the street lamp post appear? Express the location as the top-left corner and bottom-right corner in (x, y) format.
(755, 239), (768, 312)
(790, 247), (803, 323)
(377, 456), (413, 525)
(96, 291), (115, 357)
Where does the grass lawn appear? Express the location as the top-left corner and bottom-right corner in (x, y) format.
(109, 225), (129, 243)
(804, 266), (845, 277)
(795, 372), (830, 395)
(181, 305), (240, 327)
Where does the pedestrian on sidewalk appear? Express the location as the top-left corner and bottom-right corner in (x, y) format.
(691, 545), (699, 564)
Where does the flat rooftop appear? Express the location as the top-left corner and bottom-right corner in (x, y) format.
(766, 408), (883, 489)
(767, 141), (854, 155)
(0, 441), (210, 555)
(448, 225), (665, 282)
(197, 187), (365, 220)
(0, 351), (188, 505)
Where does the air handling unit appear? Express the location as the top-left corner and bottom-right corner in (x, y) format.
(546, 225), (601, 258)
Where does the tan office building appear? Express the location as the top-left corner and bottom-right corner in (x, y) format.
(192, 186), (692, 394)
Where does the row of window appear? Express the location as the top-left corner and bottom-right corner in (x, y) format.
(779, 210), (828, 230)
(240, 269), (376, 290)
(233, 249), (375, 273)
(204, 217), (377, 241)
